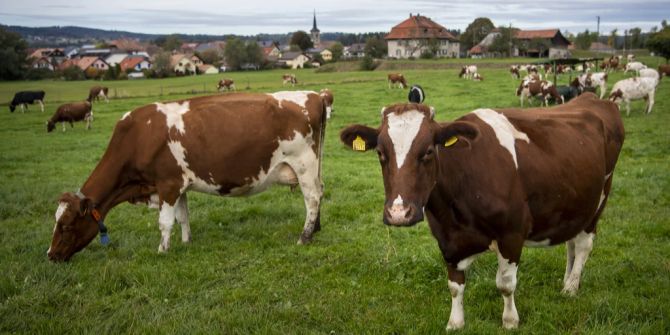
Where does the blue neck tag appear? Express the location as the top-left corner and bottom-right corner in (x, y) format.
(98, 219), (110, 246)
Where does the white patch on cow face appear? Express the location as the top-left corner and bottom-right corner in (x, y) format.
(167, 140), (220, 194)
(55, 202), (68, 222)
(473, 109), (530, 169)
(155, 101), (190, 134)
(121, 111), (131, 120)
(524, 238), (551, 247)
(386, 110), (425, 169)
(268, 91), (314, 108)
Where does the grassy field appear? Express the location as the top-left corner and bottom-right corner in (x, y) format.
(0, 60), (668, 334)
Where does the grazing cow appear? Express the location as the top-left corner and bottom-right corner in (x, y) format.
(472, 73), (484, 81)
(638, 68), (660, 81)
(607, 56), (620, 72)
(578, 72), (609, 99)
(339, 93), (624, 329)
(282, 74), (298, 86)
(408, 85), (425, 103)
(320, 88), (334, 119)
(9, 90), (45, 113)
(458, 65), (478, 80)
(47, 91), (327, 262)
(47, 101), (93, 132)
(658, 64), (670, 79)
(624, 61), (647, 75)
(557, 78), (583, 103)
(516, 79), (563, 107)
(388, 73), (408, 88)
(510, 65), (520, 79)
(217, 79), (236, 91)
(609, 77), (658, 115)
(88, 86), (109, 103)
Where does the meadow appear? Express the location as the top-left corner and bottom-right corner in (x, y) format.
(0, 59), (668, 334)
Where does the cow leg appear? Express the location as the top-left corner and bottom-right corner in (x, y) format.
(563, 239), (576, 285)
(562, 231), (594, 295)
(86, 114), (92, 130)
(446, 265), (466, 330)
(626, 100), (631, 116)
(21, 104), (25, 113)
(175, 193), (191, 243)
(158, 199), (178, 253)
(647, 92), (655, 114)
(61, 122), (66, 132)
(294, 163), (323, 245)
(599, 84), (606, 99)
(38, 100), (44, 112)
(493, 237), (522, 329)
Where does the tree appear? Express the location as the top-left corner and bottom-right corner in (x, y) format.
(152, 51), (174, 78)
(575, 29), (599, 50)
(224, 37), (246, 70)
(489, 27), (516, 57)
(290, 31), (313, 52)
(460, 17), (495, 50)
(528, 38), (551, 57)
(157, 34), (182, 52)
(244, 42), (264, 68)
(608, 29), (618, 48)
(330, 42), (344, 62)
(647, 26), (670, 63)
(0, 27), (29, 80)
(364, 37), (387, 58)
(629, 27), (642, 49)
(198, 49), (221, 65)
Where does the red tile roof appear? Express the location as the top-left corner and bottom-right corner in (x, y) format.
(514, 29), (560, 39)
(385, 15), (457, 41)
(119, 57), (146, 71)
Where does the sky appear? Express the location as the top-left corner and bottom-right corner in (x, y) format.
(0, 0), (667, 36)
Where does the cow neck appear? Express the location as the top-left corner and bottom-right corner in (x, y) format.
(79, 156), (125, 217)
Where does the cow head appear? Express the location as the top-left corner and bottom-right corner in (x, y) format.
(46, 120), (56, 132)
(340, 103), (478, 226)
(47, 192), (100, 262)
(458, 66), (466, 78)
(609, 89), (624, 104)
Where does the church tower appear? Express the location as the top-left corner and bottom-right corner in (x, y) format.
(310, 10), (321, 47)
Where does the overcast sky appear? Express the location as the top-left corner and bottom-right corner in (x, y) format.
(0, 0), (667, 36)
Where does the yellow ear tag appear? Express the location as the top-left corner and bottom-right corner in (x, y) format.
(352, 136), (366, 151)
(444, 136), (458, 147)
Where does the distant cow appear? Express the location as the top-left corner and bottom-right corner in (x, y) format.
(320, 88), (334, 119)
(47, 91), (327, 262)
(658, 64), (670, 79)
(388, 73), (407, 89)
(557, 78), (583, 103)
(458, 65), (478, 80)
(217, 79), (236, 91)
(282, 74), (298, 86)
(510, 65), (520, 79)
(472, 73), (484, 81)
(88, 86), (109, 103)
(609, 77), (658, 116)
(10, 90), (45, 113)
(47, 101), (93, 132)
(516, 79), (563, 107)
(624, 62), (647, 75)
(578, 72), (608, 99)
(339, 93), (624, 329)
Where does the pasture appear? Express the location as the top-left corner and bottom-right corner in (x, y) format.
(0, 61), (668, 334)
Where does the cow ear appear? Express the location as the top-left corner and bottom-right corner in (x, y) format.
(78, 197), (93, 217)
(435, 121), (479, 147)
(340, 125), (379, 152)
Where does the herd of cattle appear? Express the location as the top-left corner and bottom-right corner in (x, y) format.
(4, 56), (664, 330)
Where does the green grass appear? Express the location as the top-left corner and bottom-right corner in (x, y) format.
(0, 61), (668, 334)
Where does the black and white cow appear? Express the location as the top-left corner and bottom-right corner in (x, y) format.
(10, 91), (46, 113)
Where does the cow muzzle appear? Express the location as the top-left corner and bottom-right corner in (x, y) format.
(383, 197), (423, 226)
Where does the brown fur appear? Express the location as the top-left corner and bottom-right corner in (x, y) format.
(47, 101), (93, 132)
(387, 73), (407, 88)
(659, 64), (670, 79)
(217, 79), (235, 91)
(88, 86), (109, 102)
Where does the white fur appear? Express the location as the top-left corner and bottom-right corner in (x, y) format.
(472, 109), (530, 168)
(55, 202), (68, 222)
(495, 250), (519, 329)
(456, 254), (479, 271)
(387, 110), (425, 169)
(388, 194), (409, 223)
(624, 61), (647, 74)
(610, 77), (658, 115)
(158, 202), (176, 252)
(597, 172), (613, 213)
(269, 91), (312, 108)
(447, 280), (465, 330)
(639, 68), (660, 81)
(562, 231), (594, 295)
(121, 111), (131, 120)
(578, 72), (608, 98)
(524, 238), (551, 247)
(167, 140), (221, 194)
(156, 101), (190, 134)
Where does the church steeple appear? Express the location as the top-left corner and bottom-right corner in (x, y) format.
(310, 10), (320, 46)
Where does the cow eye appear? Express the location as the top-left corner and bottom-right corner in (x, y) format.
(376, 149), (386, 163)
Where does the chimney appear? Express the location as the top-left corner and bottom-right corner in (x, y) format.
(409, 13), (412, 18)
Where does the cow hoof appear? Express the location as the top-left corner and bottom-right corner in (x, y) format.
(297, 233), (313, 245)
(446, 320), (464, 331)
(502, 318), (519, 329)
(158, 243), (169, 253)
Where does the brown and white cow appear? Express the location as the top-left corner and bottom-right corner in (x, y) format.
(319, 88), (334, 119)
(458, 65), (478, 80)
(609, 77), (658, 115)
(339, 93), (624, 329)
(388, 73), (407, 89)
(47, 91), (327, 262)
(47, 101), (93, 132)
(510, 65), (520, 79)
(217, 79), (236, 91)
(88, 86), (109, 103)
(516, 78), (563, 107)
(282, 74), (298, 86)
(578, 72), (609, 99)
(658, 64), (670, 79)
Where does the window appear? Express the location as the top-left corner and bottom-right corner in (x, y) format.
(396, 49), (401, 56)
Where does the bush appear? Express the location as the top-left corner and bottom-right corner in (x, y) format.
(85, 67), (99, 79)
(24, 68), (55, 80)
(61, 66), (85, 81)
(359, 55), (378, 71)
(420, 51), (435, 59)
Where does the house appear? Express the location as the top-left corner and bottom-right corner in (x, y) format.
(515, 29), (571, 58)
(32, 57), (54, 70)
(262, 46), (281, 59)
(190, 54), (204, 66)
(119, 56), (151, 72)
(108, 39), (145, 53)
(196, 41), (226, 56)
(385, 13), (460, 59)
(29, 48), (65, 69)
(105, 53), (129, 67)
(181, 43), (198, 53)
(64, 46), (80, 59)
(278, 52), (311, 69)
(170, 54), (196, 75)
(58, 56), (109, 72)
(343, 43), (366, 59)
(320, 49), (333, 61)
(197, 64), (219, 74)
(469, 28), (571, 58)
